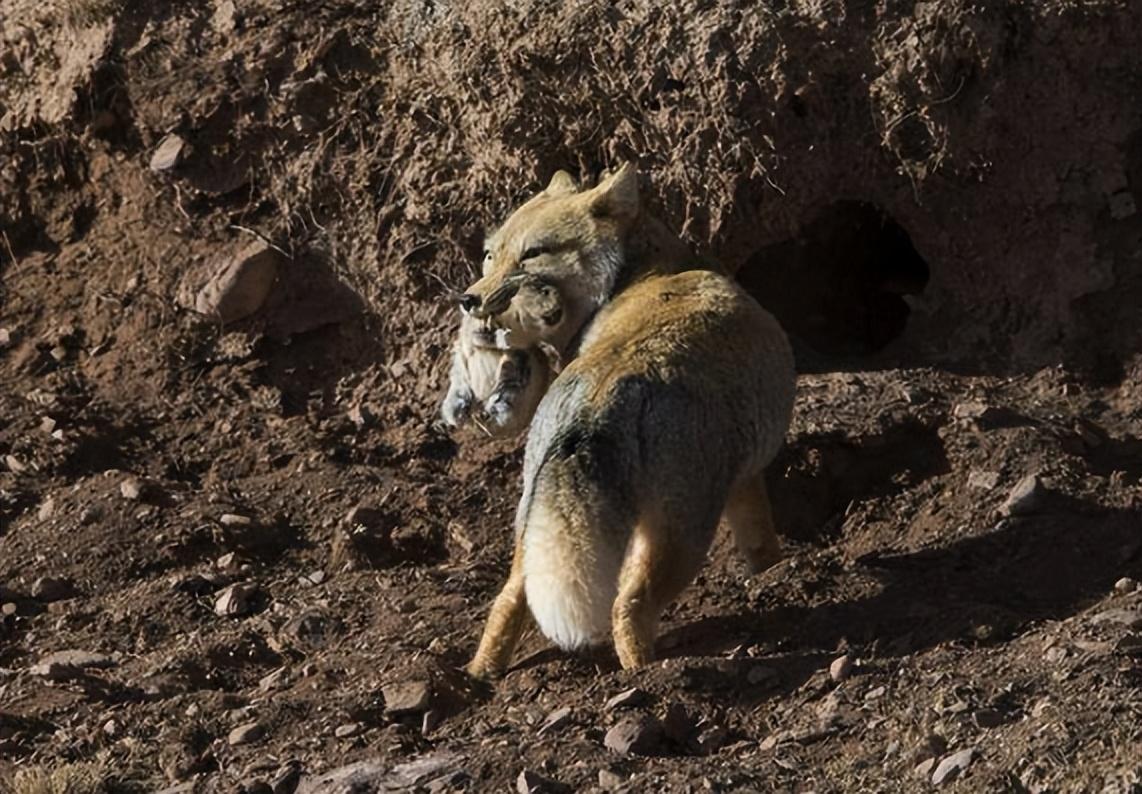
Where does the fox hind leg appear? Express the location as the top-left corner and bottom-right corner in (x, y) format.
(467, 537), (530, 679)
(723, 469), (783, 575)
(611, 518), (707, 670)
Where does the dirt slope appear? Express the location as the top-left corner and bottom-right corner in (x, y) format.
(1, 1), (1141, 792)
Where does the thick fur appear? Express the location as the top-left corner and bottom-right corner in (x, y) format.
(461, 166), (796, 678)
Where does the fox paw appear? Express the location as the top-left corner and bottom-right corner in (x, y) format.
(441, 386), (475, 427)
(483, 391), (516, 428)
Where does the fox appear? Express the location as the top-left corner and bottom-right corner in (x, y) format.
(450, 164), (797, 679)
(441, 165), (696, 436)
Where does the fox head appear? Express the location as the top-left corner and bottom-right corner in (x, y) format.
(460, 163), (641, 319)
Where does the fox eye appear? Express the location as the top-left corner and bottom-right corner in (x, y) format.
(521, 245), (548, 262)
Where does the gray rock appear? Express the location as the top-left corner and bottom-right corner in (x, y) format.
(605, 715), (663, 756)
(214, 583), (259, 617)
(1113, 577), (1138, 594)
(931, 748), (976, 785)
(296, 753), (464, 794)
(149, 134), (185, 172)
(37, 649), (116, 669)
(383, 680), (432, 715)
(828, 654), (853, 682)
(604, 687), (651, 711)
(967, 470), (1000, 490)
(228, 721), (264, 746)
(194, 241), (283, 324)
(334, 722), (363, 739)
(538, 706), (572, 735)
(1000, 474), (1048, 516)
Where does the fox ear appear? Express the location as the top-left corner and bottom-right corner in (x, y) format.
(545, 170), (578, 197)
(589, 162), (639, 220)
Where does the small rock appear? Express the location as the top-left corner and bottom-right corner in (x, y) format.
(516, 769), (569, 794)
(120, 476), (144, 500)
(604, 687), (651, 711)
(1091, 608), (1142, 630)
(216, 552), (240, 569)
(538, 706), (572, 735)
(50, 345), (68, 362)
(103, 718), (119, 736)
(967, 470), (1000, 491)
(30, 661), (83, 680)
(228, 721), (264, 746)
(4, 454), (27, 473)
(214, 583), (259, 617)
(0, 327), (10, 348)
(334, 722), (363, 739)
(914, 758), (937, 778)
(149, 133), (185, 172)
(31, 576), (76, 602)
(303, 570), (326, 586)
(40, 416), (57, 434)
(931, 748), (976, 785)
(1000, 474), (1047, 516)
(952, 400), (990, 420)
(2, 602), (17, 616)
(598, 769), (625, 789)
(38, 498), (56, 520)
(1114, 577), (1138, 594)
(829, 654), (853, 682)
(604, 715), (663, 756)
(864, 685), (886, 700)
(220, 513), (253, 527)
(195, 241), (283, 324)
(383, 680), (432, 715)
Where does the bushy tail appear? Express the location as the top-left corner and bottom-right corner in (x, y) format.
(520, 494), (626, 650)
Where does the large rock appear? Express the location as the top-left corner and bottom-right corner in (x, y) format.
(194, 241), (284, 324)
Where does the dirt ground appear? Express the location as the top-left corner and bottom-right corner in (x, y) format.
(2, 1), (1141, 792)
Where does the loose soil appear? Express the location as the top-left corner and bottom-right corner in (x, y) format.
(1, 1), (1140, 792)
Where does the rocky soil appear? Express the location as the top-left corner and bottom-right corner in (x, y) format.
(2, 1), (1141, 792)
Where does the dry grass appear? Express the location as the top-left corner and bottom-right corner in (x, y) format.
(4, 762), (107, 794)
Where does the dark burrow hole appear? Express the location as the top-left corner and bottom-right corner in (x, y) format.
(736, 201), (930, 363)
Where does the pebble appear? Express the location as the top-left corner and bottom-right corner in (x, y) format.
(604, 715), (663, 756)
(102, 719), (119, 736)
(0, 327), (10, 348)
(220, 512), (253, 527)
(2, 603), (16, 616)
(37, 649), (116, 670)
(829, 654), (853, 682)
(1114, 577), (1138, 594)
(1000, 474), (1047, 516)
(931, 748), (976, 785)
(38, 498), (56, 520)
(3, 454), (27, 473)
(119, 477), (144, 500)
(228, 721), (264, 746)
(914, 758), (937, 778)
(40, 416), (57, 434)
(334, 722), (363, 739)
(383, 680), (432, 715)
(214, 583), (259, 617)
(604, 687), (651, 711)
(149, 133), (186, 172)
(538, 706), (572, 735)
